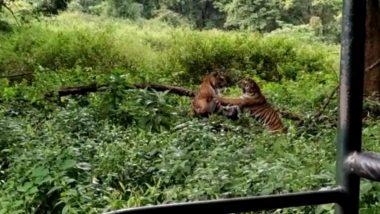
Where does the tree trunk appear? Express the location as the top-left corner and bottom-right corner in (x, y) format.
(364, 0), (380, 99)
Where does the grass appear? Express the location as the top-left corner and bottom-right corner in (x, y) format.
(0, 12), (379, 214)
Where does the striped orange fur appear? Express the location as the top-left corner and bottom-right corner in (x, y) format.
(218, 78), (287, 133)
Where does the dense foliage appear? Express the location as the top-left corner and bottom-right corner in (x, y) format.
(1, 0), (342, 42)
(0, 4), (379, 214)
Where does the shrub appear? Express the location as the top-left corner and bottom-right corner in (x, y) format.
(0, 12), (338, 86)
(161, 29), (338, 84)
(2, 13), (378, 214)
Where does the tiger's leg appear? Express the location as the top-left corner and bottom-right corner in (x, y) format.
(192, 99), (212, 117)
(216, 104), (240, 120)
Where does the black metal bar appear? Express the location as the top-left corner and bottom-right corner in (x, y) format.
(336, 0), (366, 213)
(345, 152), (380, 182)
(104, 188), (345, 214)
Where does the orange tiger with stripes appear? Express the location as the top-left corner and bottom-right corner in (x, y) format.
(217, 78), (287, 133)
(191, 71), (228, 117)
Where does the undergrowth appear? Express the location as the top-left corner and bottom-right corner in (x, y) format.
(0, 12), (379, 214)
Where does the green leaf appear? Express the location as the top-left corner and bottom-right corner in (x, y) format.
(27, 186), (39, 194)
(47, 186), (63, 195)
(13, 200), (23, 208)
(315, 204), (334, 214)
(361, 182), (373, 194)
(60, 159), (77, 170)
(62, 205), (70, 214)
(31, 167), (49, 178)
(34, 175), (53, 185)
(3, 87), (16, 99)
(76, 162), (92, 171)
(17, 182), (33, 192)
(260, 187), (273, 195)
(65, 178), (77, 184)
(54, 200), (65, 208)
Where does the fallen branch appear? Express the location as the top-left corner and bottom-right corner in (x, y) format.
(277, 109), (304, 121)
(45, 83), (107, 97)
(0, 72), (33, 79)
(309, 57), (380, 117)
(312, 58), (379, 119)
(45, 83), (195, 98)
(46, 82), (305, 121)
(313, 85), (339, 120)
(134, 83), (195, 97)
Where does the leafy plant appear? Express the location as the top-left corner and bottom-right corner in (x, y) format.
(0, 10), (378, 214)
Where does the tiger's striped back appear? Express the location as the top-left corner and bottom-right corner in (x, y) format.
(249, 103), (287, 133)
(237, 78), (287, 134)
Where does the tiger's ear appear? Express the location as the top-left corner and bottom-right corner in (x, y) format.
(237, 79), (246, 86)
(251, 79), (260, 87)
(217, 65), (226, 73)
(211, 71), (219, 77)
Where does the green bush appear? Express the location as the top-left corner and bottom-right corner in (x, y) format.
(2, 88), (378, 213)
(1, 12), (379, 214)
(0, 12), (338, 85)
(161, 29), (338, 84)
(0, 99), (339, 213)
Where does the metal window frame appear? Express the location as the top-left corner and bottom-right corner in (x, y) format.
(104, 0), (373, 213)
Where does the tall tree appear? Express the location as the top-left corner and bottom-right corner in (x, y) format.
(35, 0), (71, 15)
(107, 0), (143, 19)
(137, 0), (160, 18)
(364, 0), (380, 99)
(220, 0), (282, 32)
(159, 0), (224, 28)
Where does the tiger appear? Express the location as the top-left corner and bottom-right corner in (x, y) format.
(191, 71), (228, 117)
(217, 78), (287, 133)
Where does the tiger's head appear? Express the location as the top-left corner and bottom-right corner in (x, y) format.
(203, 71), (228, 90)
(238, 78), (262, 96)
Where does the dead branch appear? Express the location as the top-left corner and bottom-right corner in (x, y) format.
(277, 109), (304, 121)
(135, 83), (195, 97)
(313, 85), (339, 119)
(45, 83), (195, 98)
(46, 82), (304, 121)
(310, 57), (380, 115)
(311, 56), (379, 119)
(45, 83), (108, 97)
(365, 57), (380, 72)
(0, 72), (33, 79)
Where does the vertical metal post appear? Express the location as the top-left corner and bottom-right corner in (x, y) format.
(336, 0), (366, 213)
